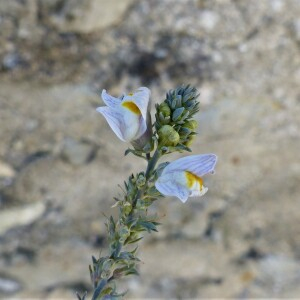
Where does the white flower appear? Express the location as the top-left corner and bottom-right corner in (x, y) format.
(155, 154), (217, 203)
(96, 87), (150, 142)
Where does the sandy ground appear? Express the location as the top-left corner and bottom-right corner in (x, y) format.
(0, 0), (300, 298)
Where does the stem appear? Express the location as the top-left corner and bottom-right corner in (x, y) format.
(90, 149), (162, 299)
(129, 149), (161, 219)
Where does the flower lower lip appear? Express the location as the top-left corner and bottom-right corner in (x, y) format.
(122, 101), (141, 115)
(185, 171), (203, 190)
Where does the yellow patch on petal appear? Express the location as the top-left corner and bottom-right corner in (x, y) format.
(128, 92), (134, 96)
(185, 171), (204, 190)
(122, 101), (141, 115)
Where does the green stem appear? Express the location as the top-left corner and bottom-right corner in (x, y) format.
(128, 149), (161, 219)
(90, 149), (161, 299)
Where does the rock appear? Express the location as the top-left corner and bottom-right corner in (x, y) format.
(269, 0), (285, 12)
(45, 288), (78, 299)
(0, 202), (46, 235)
(258, 255), (300, 294)
(0, 160), (16, 196)
(0, 161), (15, 178)
(2, 53), (23, 70)
(199, 10), (219, 31)
(43, 0), (135, 34)
(61, 138), (97, 166)
(0, 276), (22, 294)
(290, 19), (300, 42)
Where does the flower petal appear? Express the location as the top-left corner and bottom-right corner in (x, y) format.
(96, 107), (126, 141)
(133, 115), (147, 140)
(162, 154), (217, 177)
(123, 87), (150, 122)
(101, 89), (122, 108)
(155, 173), (189, 203)
(121, 107), (142, 141)
(190, 186), (208, 197)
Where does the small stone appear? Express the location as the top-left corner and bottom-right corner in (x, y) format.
(258, 255), (300, 293)
(198, 85), (214, 106)
(291, 19), (300, 41)
(180, 215), (208, 239)
(270, 0), (284, 12)
(0, 276), (21, 294)
(0, 202), (46, 235)
(45, 288), (75, 299)
(2, 53), (22, 70)
(0, 161), (15, 178)
(199, 11), (219, 31)
(61, 138), (97, 166)
(47, 0), (135, 34)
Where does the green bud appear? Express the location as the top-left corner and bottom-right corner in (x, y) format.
(184, 135), (195, 147)
(179, 127), (192, 138)
(172, 107), (185, 122)
(119, 225), (130, 243)
(158, 125), (180, 147)
(123, 201), (132, 215)
(136, 174), (146, 187)
(183, 120), (198, 131)
(166, 85), (200, 117)
(158, 103), (171, 117)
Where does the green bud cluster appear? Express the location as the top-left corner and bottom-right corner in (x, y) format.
(155, 85), (199, 150)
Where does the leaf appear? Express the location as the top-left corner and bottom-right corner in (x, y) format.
(155, 162), (169, 177)
(175, 143), (192, 152)
(172, 107), (185, 122)
(179, 127), (192, 137)
(92, 256), (98, 264)
(76, 291), (87, 300)
(125, 236), (143, 245)
(180, 110), (190, 121)
(108, 217), (116, 235)
(151, 221), (161, 226)
(125, 268), (139, 276)
(91, 279), (108, 300)
(137, 220), (158, 233)
(124, 148), (147, 160)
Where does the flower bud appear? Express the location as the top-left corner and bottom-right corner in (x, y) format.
(165, 85), (199, 118)
(158, 125), (180, 147)
(183, 120), (198, 131)
(123, 201), (132, 215)
(184, 135), (195, 147)
(136, 174), (146, 187)
(158, 103), (171, 117)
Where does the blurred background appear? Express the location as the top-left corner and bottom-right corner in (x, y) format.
(0, 0), (300, 298)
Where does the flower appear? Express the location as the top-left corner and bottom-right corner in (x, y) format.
(96, 87), (151, 144)
(155, 154), (217, 203)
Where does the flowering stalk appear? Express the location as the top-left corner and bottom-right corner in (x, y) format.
(76, 85), (217, 299)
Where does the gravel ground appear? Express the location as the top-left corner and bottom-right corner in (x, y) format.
(0, 0), (300, 298)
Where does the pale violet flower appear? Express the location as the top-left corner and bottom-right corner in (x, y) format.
(155, 154), (217, 203)
(96, 87), (150, 143)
